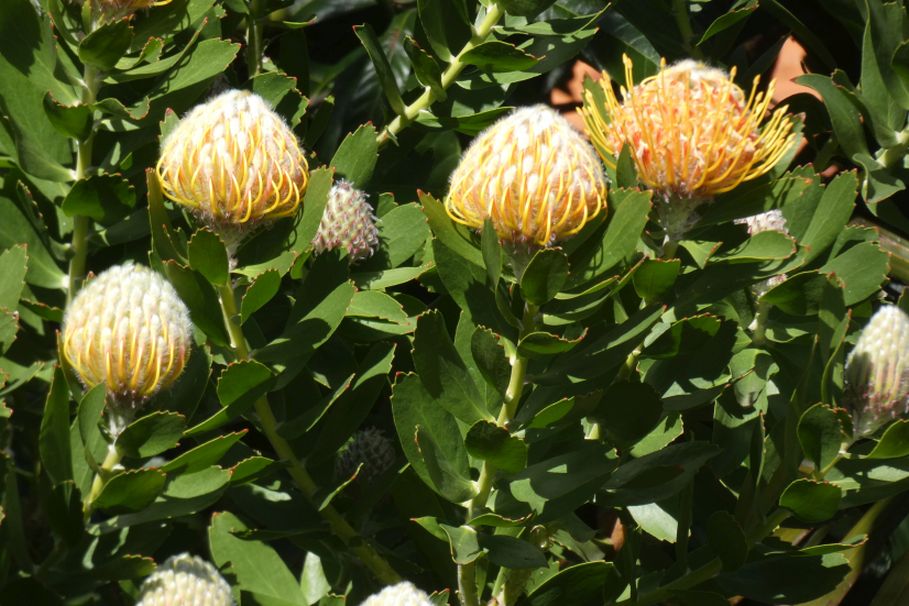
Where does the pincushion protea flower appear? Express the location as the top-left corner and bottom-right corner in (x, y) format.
(156, 90), (308, 243)
(845, 305), (909, 436)
(136, 553), (233, 606)
(446, 105), (606, 247)
(62, 263), (193, 404)
(360, 581), (433, 606)
(581, 56), (797, 201)
(312, 180), (380, 262)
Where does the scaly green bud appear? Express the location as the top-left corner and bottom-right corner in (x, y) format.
(335, 427), (396, 484)
(312, 180), (380, 263)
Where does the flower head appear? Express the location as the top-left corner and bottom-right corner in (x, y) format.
(157, 90), (308, 235)
(360, 582), (433, 606)
(62, 263), (193, 403)
(845, 305), (909, 436)
(312, 180), (380, 262)
(136, 553), (233, 606)
(335, 427), (396, 484)
(581, 56), (796, 200)
(446, 105), (606, 246)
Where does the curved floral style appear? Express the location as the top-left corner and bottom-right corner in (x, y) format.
(446, 105), (607, 246)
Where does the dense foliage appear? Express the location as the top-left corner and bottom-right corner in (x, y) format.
(1, 1), (909, 605)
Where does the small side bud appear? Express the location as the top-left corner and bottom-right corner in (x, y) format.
(335, 427), (396, 484)
(844, 305), (909, 436)
(360, 581), (433, 606)
(312, 180), (380, 263)
(136, 553), (233, 606)
(736, 209), (789, 298)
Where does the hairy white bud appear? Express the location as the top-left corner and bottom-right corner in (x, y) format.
(136, 554), (233, 606)
(360, 581), (433, 606)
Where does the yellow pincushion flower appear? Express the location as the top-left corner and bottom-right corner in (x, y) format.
(581, 56), (797, 200)
(446, 105), (606, 246)
(62, 263), (193, 403)
(156, 90), (309, 234)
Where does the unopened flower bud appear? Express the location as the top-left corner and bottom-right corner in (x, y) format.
(844, 305), (909, 436)
(582, 56), (796, 201)
(446, 105), (606, 246)
(62, 263), (193, 403)
(736, 209), (789, 298)
(156, 90), (308, 242)
(335, 427), (396, 484)
(360, 581), (433, 606)
(136, 553), (233, 606)
(312, 181), (380, 262)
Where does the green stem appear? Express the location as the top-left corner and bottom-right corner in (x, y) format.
(376, 2), (504, 147)
(83, 445), (122, 519)
(67, 65), (100, 302)
(672, 0), (703, 59)
(751, 298), (771, 346)
(458, 303), (536, 606)
(246, 0), (265, 77)
(216, 282), (400, 584)
(458, 560), (480, 606)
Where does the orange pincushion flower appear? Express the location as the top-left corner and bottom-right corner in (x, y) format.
(156, 90), (308, 233)
(581, 56), (797, 200)
(446, 105), (606, 246)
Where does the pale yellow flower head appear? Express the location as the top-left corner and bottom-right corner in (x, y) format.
(360, 581), (433, 606)
(157, 90), (308, 234)
(581, 56), (797, 200)
(136, 553), (233, 606)
(62, 263), (192, 402)
(845, 305), (909, 436)
(446, 105), (607, 246)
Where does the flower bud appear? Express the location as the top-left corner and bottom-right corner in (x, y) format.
(446, 105), (607, 246)
(156, 90), (308, 238)
(581, 56), (796, 201)
(844, 305), (909, 436)
(736, 209), (789, 297)
(136, 553), (233, 606)
(360, 581), (433, 606)
(312, 180), (380, 263)
(62, 263), (193, 403)
(335, 427), (396, 484)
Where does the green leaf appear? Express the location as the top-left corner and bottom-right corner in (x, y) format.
(404, 36), (445, 98)
(94, 468), (167, 512)
(392, 373), (477, 503)
(116, 411), (186, 459)
(106, 467), (230, 527)
(821, 241), (889, 306)
(697, 0), (758, 44)
(300, 552), (331, 605)
(77, 385), (108, 474)
(240, 270), (281, 323)
(797, 73), (870, 160)
(417, 0), (470, 62)
(465, 420), (527, 473)
(866, 420), (909, 459)
(291, 167), (333, 255)
(798, 403), (848, 470)
(0, 192), (65, 289)
(43, 93), (92, 140)
(0, 244), (28, 310)
(79, 18), (133, 70)
(481, 220), (502, 287)
(412, 310), (490, 424)
(789, 172), (858, 268)
(209, 511), (309, 606)
(521, 248), (569, 305)
(370, 201), (430, 268)
(147, 170), (185, 264)
(597, 382), (662, 447)
(439, 523), (482, 564)
(762, 272), (838, 316)
(161, 431), (247, 474)
(517, 329), (586, 357)
(330, 123), (378, 187)
(479, 534), (546, 569)
(498, 0), (558, 17)
(706, 511), (748, 570)
(148, 38), (241, 99)
(470, 327), (510, 396)
(525, 562), (624, 606)
(779, 479), (842, 522)
(633, 258), (680, 302)
(163, 261), (229, 346)
(460, 41), (538, 72)
(62, 175), (136, 223)
(353, 24), (406, 115)
(627, 502), (678, 543)
(711, 231), (796, 264)
(39, 367), (72, 486)
(188, 229), (229, 287)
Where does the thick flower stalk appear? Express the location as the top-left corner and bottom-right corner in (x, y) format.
(581, 56), (796, 245)
(313, 180), (380, 263)
(360, 582), (433, 606)
(156, 90), (308, 246)
(446, 105), (607, 247)
(62, 263), (193, 406)
(844, 305), (909, 437)
(136, 554), (233, 606)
